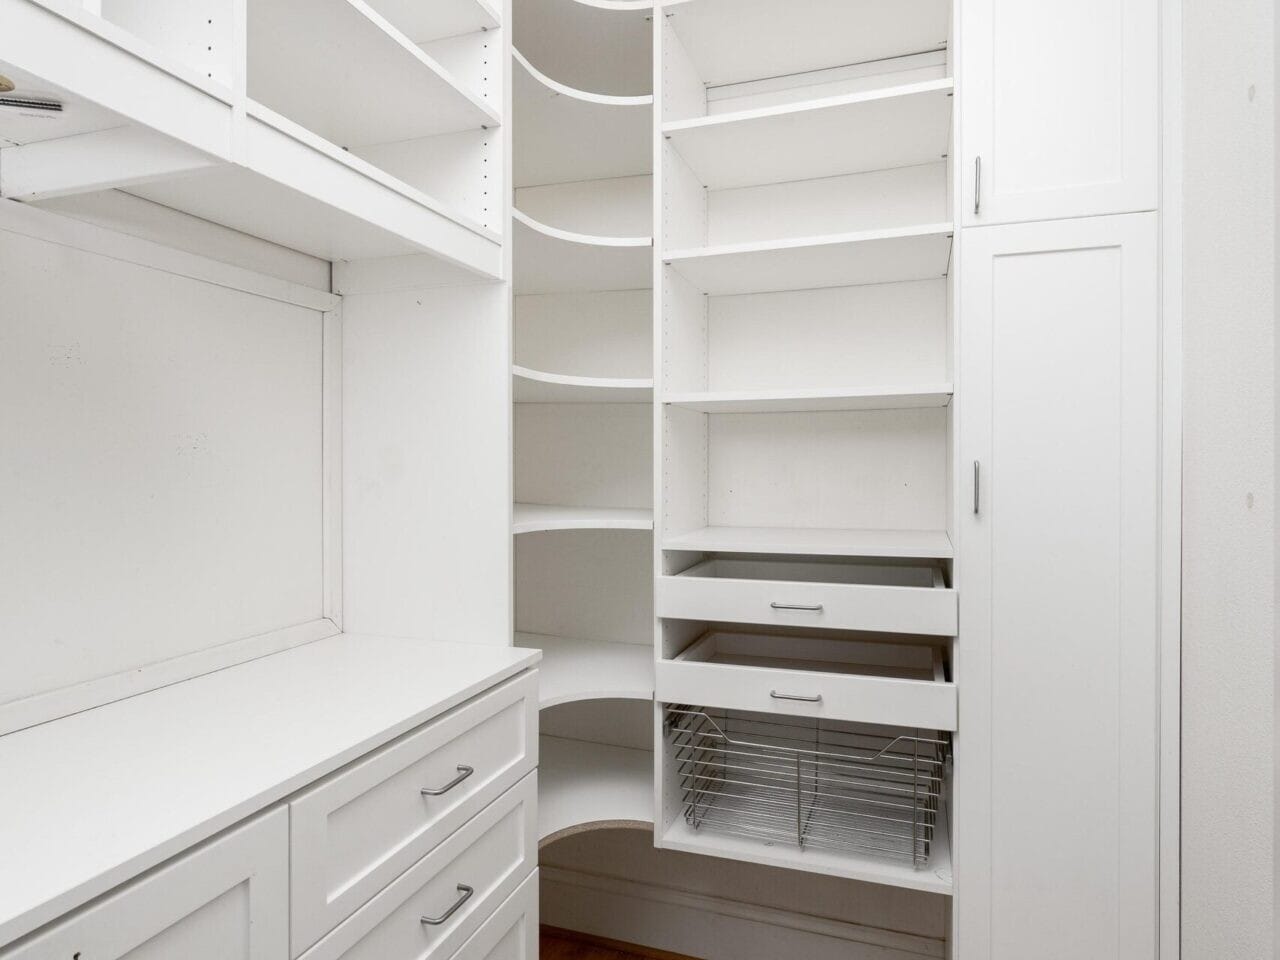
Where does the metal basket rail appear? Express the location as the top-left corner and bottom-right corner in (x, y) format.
(665, 705), (950, 868)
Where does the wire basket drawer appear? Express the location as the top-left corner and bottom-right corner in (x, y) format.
(665, 704), (950, 869)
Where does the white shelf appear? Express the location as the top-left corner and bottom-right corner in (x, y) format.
(663, 525), (954, 560)
(514, 49), (652, 187)
(367, 0), (499, 45)
(539, 736), (653, 845)
(667, 0), (950, 88)
(514, 208), (652, 294)
(514, 0), (653, 98)
(659, 798), (952, 895)
(248, 0), (498, 149)
(131, 102), (501, 272)
(663, 384), (953, 414)
(664, 224), (953, 296)
(664, 80), (954, 190)
(513, 503), (654, 534)
(514, 366), (653, 403)
(515, 634), (653, 707)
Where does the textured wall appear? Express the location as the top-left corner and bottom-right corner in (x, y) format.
(1181, 1), (1276, 956)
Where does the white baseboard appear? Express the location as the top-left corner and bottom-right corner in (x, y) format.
(541, 866), (945, 960)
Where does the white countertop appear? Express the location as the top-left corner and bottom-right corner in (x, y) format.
(0, 633), (540, 946)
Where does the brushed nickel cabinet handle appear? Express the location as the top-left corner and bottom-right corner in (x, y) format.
(770, 690), (823, 703)
(770, 602), (823, 612)
(421, 765), (474, 797)
(421, 884), (474, 926)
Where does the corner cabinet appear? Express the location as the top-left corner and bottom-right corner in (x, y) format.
(960, 0), (1159, 225)
(955, 212), (1161, 960)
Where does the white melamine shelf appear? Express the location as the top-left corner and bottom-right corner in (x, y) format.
(0, 634), (539, 946)
(248, 0), (499, 149)
(131, 102), (501, 273)
(514, 366), (653, 403)
(514, 0), (653, 98)
(663, 80), (954, 190)
(367, 0), (499, 44)
(514, 49), (652, 186)
(514, 633), (653, 706)
(664, 224), (953, 296)
(539, 736), (654, 845)
(513, 503), (654, 534)
(659, 798), (953, 895)
(663, 384), (953, 414)
(666, 0), (950, 88)
(662, 525), (954, 560)
(514, 209), (652, 294)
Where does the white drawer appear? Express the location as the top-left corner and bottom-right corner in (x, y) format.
(658, 557), (957, 636)
(290, 672), (538, 954)
(300, 774), (538, 960)
(1, 809), (287, 960)
(657, 630), (956, 730)
(448, 870), (538, 960)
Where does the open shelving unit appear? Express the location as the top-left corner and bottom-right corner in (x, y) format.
(515, 633), (653, 707)
(0, 0), (503, 276)
(539, 736), (654, 846)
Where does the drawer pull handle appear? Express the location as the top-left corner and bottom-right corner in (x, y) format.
(420, 765), (474, 797)
(770, 602), (823, 612)
(770, 690), (823, 703)
(421, 884), (474, 926)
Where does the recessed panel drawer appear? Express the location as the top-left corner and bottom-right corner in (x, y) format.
(447, 870), (538, 960)
(657, 558), (956, 636)
(300, 774), (538, 960)
(290, 672), (538, 954)
(657, 630), (955, 730)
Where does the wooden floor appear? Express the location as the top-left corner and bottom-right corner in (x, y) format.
(540, 927), (701, 960)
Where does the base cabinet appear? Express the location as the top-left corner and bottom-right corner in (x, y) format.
(955, 213), (1160, 960)
(0, 809), (288, 960)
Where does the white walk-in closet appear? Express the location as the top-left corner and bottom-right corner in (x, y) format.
(2, 0), (1249, 957)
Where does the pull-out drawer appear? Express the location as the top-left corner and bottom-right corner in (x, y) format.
(291, 672), (538, 954)
(657, 630), (955, 730)
(300, 774), (538, 960)
(1, 808), (287, 960)
(658, 557), (956, 636)
(448, 870), (538, 960)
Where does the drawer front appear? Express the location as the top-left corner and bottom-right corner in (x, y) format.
(448, 870), (538, 960)
(302, 774), (538, 960)
(1, 809), (287, 960)
(656, 658), (957, 730)
(291, 672), (538, 954)
(657, 574), (958, 636)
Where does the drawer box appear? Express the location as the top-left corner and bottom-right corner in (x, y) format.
(301, 773), (538, 960)
(447, 870), (538, 960)
(657, 557), (957, 636)
(1, 809), (287, 960)
(657, 630), (955, 730)
(291, 672), (538, 954)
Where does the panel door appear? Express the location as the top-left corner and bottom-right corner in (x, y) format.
(960, 0), (1158, 225)
(1, 808), (288, 960)
(955, 214), (1160, 960)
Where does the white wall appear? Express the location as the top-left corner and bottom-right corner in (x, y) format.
(1181, 1), (1277, 956)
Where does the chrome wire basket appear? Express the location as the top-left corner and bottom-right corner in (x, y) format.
(665, 705), (950, 868)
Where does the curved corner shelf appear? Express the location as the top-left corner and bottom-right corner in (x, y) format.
(513, 0), (653, 99)
(248, 0), (499, 150)
(514, 366), (653, 403)
(539, 735), (654, 846)
(513, 49), (652, 186)
(513, 503), (654, 534)
(514, 209), (652, 295)
(515, 634), (653, 707)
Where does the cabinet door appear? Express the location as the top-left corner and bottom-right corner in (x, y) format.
(960, 0), (1158, 225)
(956, 214), (1160, 960)
(2, 808), (288, 960)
